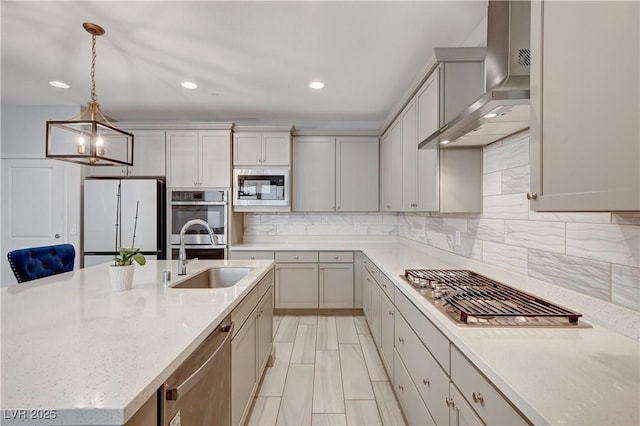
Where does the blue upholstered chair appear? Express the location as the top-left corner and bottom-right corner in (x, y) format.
(7, 244), (76, 283)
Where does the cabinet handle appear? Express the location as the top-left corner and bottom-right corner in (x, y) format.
(388, 311), (393, 316)
(472, 392), (484, 404)
(446, 397), (454, 407)
(423, 378), (430, 386)
(382, 283), (387, 288)
(398, 384), (405, 391)
(526, 192), (538, 200)
(367, 277), (371, 283)
(398, 337), (404, 344)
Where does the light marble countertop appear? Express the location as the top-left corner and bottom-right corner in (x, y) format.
(0, 259), (274, 425)
(231, 238), (640, 425)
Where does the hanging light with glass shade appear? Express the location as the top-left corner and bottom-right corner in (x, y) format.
(46, 23), (133, 166)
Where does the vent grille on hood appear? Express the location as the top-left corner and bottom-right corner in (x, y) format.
(419, 0), (531, 149)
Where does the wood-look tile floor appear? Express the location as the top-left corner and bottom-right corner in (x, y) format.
(247, 315), (406, 426)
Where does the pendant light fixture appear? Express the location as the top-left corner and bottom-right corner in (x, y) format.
(46, 23), (133, 166)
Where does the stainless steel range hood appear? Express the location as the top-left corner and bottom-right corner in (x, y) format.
(419, 0), (531, 149)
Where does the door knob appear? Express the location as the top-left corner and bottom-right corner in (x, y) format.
(526, 192), (538, 200)
(54, 233), (61, 239)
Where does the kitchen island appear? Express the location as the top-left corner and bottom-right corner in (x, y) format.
(0, 259), (274, 425)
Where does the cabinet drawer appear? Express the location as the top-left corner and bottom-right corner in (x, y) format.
(257, 270), (274, 301)
(395, 311), (449, 426)
(275, 251), (318, 263)
(451, 346), (528, 426)
(393, 350), (435, 426)
(363, 256), (379, 283)
(377, 272), (395, 302)
(319, 251), (354, 263)
(395, 290), (450, 374)
(231, 287), (258, 338)
(229, 251), (275, 260)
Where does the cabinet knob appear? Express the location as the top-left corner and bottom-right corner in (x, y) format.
(472, 392), (484, 404)
(423, 378), (430, 386)
(386, 205), (391, 209)
(295, 256), (299, 260)
(446, 397), (454, 407)
(398, 337), (405, 344)
(382, 283), (387, 288)
(388, 311), (393, 316)
(334, 256), (339, 260)
(526, 192), (538, 200)
(250, 256), (255, 260)
(398, 384), (405, 391)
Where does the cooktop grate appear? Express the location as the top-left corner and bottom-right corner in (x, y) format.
(404, 269), (582, 324)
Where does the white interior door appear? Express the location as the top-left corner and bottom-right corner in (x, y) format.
(1, 159), (65, 286)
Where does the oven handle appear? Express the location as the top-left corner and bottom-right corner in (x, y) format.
(170, 201), (227, 206)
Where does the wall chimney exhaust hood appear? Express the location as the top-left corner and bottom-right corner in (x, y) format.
(419, 0), (531, 149)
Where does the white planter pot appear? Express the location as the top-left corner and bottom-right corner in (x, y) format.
(109, 265), (135, 292)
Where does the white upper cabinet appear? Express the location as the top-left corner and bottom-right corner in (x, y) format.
(530, 1), (640, 211)
(87, 130), (166, 177)
(294, 136), (379, 212)
(380, 120), (402, 212)
(401, 100), (418, 211)
(233, 132), (291, 167)
(167, 130), (231, 188)
(293, 136), (335, 211)
(336, 137), (379, 212)
(416, 69), (440, 145)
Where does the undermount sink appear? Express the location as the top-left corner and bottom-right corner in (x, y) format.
(171, 267), (253, 289)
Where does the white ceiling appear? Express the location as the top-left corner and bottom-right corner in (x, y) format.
(1, 1), (487, 131)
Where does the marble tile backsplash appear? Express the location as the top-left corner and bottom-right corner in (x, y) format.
(399, 133), (640, 312)
(243, 131), (640, 313)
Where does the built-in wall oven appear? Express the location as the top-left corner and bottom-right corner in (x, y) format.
(233, 168), (290, 211)
(169, 190), (227, 259)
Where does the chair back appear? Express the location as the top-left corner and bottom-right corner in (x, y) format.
(7, 244), (76, 283)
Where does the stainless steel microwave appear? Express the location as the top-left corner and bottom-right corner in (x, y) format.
(233, 168), (290, 209)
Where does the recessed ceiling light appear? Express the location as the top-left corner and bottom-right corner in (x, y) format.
(440, 140), (451, 145)
(309, 81), (325, 89)
(181, 81), (198, 89)
(49, 81), (70, 89)
(484, 113), (498, 119)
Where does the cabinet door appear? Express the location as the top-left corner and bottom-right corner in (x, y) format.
(256, 289), (273, 374)
(417, 147), (439, 211)
(530, 1), (640, 211)
(450, 384), (482, 426)
(380, 292), (394, 378)
(275, 263), (319, 308)
(362, 269), (372, 322)
(370, 281), (381, 346)
(262, 132), (291, 166)
(167, 130), (199, 187)
(86, 164), (127, 177)
(319, 263), (354, 308)
(380, 120), (402, 212)
(401, 100), (418, 211)
(231, 312), (257, 426)
(293, 137), (335, 211)
(200, 130), (231, 187)
(336, 137), (379, 212)
(416, 68), (440, 144)
(128, 130), (166, 177)
(394, 350), (436, 426)
(233, 132), (261, 166)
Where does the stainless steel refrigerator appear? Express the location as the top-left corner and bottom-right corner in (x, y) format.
(83, 179), (166, 267)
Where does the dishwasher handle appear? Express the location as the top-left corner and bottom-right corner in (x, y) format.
(166, 321), (233, 401)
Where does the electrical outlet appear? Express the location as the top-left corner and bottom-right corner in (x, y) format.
(455, 230), (461, 245)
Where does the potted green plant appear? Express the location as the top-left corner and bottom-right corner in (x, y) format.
(108, 188), (146, 292)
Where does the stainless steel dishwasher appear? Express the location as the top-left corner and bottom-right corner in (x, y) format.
(163, 318), (233, 426)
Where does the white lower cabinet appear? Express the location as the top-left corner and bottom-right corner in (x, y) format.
(380, 292), (395, 379)
(395, 310), (449, 426)
(369, 278), (382, 346)
(231, 271), (274, 426)
(275, 263), (319, 308)
(449, 384), (483, 426)
(394, 350), (436, 426)
(231, 309), (257, 426)
(451, 345), (528, 426)
(319, 263), (354, 308)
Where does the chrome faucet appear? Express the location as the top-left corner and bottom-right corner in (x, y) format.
(177, 219), (216, 275)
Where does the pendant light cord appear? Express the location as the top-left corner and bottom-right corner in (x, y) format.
(90, 33), (98, 103)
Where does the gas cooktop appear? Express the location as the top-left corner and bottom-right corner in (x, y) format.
(403, 269), (590, 328)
